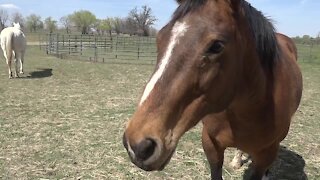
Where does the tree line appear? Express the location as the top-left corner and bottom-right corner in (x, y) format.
(0, 5), (157, 36)
(292, 33), (320, 45)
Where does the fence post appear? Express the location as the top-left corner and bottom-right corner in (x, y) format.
(94, 36), (98, 62)
(62, 35), (65, 48)
(56, 34), (59, 57)
(80, 35), (83, 56)
(75, 35), (78, 53)
(49, 33), (52, 54)
(45, 34), (49, 54)
(104, 37), (107, 52)
(137, 37), (141, 60)
(68, 38), (71, 55)
(110, 35), (113, 51)
(309, 43), (313, 62)
(115, 36), (118, 59)
(39, 34), (42, 50)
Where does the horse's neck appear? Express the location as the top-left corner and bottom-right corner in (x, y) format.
(11, 27), (23, 36)
(231, 50), (272, 113)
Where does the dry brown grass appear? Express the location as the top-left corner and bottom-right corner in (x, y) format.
(0, 46), (319, 179)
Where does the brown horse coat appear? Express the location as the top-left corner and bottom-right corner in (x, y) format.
(123, 0), (302, 179)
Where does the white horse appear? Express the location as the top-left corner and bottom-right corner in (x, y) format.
(0, 22), (26, 78)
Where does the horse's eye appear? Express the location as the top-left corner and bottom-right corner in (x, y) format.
(207, 41), (224, 54)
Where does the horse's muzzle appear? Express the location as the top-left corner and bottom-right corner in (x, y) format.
(123, 133), (170, 171)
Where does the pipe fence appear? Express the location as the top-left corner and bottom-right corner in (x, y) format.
(41, 34), (157, 64)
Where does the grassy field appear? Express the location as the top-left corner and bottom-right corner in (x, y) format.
(0, 46), (319, 179)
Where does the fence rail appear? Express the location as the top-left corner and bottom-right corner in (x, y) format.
(41, 34), (157, 64)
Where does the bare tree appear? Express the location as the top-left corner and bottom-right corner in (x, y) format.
(149, 27), (158, 36)
(11, 12), (25, 28)
(26, 14), (43, 32)
(0, 9), (9, 30)
(128, 5), (157, 36)
(123, 17), (138, 35)
(44, 17), (57, 33)
(60, 15), (72, 34)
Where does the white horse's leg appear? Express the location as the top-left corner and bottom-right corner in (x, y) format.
(19, 50), (25, 74)
(4, 50), (13, 79)
(230, 149), (244, 169)
(13, 51), (19, 78)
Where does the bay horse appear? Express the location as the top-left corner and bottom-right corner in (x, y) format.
(0, 22), (26, 78)
(123, 0), (303, 179)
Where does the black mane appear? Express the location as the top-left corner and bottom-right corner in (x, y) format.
(171, 0), (278, 69)
(241, 1), (278, 69)
(172, 0), (207, 22)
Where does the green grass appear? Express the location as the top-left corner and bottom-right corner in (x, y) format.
(297, 44), (320, 63)
(0, 46), (319, 179)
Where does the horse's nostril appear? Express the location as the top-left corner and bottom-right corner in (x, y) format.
(134, 138), (157, 161)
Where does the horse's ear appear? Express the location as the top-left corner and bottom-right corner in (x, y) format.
(229, 0), (241, 11)
(176, 0), (184, 4)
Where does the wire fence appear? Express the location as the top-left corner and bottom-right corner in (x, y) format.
(40, 34), (157, 64)
(296, 43), (320, 63)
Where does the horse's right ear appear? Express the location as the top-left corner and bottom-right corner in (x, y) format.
(176, 0), (184, 4)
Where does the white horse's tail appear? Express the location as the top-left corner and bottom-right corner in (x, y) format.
(2, 32), (14, 62)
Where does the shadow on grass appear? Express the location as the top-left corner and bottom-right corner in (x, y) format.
(24, 68), (53, 79)
(243, 146), (307, 180)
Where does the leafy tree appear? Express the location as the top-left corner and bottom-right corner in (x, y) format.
(44, 17), (57, 33)
(128, 5), (157, 36)
(60, 15), (72, 34)
(113, 17), (122, 35)
(302, 35), (310, 39)
(0, 9), (9, 30)
(104, 18), (114, 36)
(70, 10), (97, 34)
(302, 35), (311, 44)
(26, 14), (43, 32)
(95, 18), (114, 37)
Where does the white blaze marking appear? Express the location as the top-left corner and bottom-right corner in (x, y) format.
(127, 141), (136, 159)
(262, 174), (269, 180)
(139, 21), (188, 105)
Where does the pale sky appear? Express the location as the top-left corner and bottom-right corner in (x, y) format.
(0, 0), (319, 37)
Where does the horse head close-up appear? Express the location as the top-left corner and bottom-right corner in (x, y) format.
(123, 0), (303, 179)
